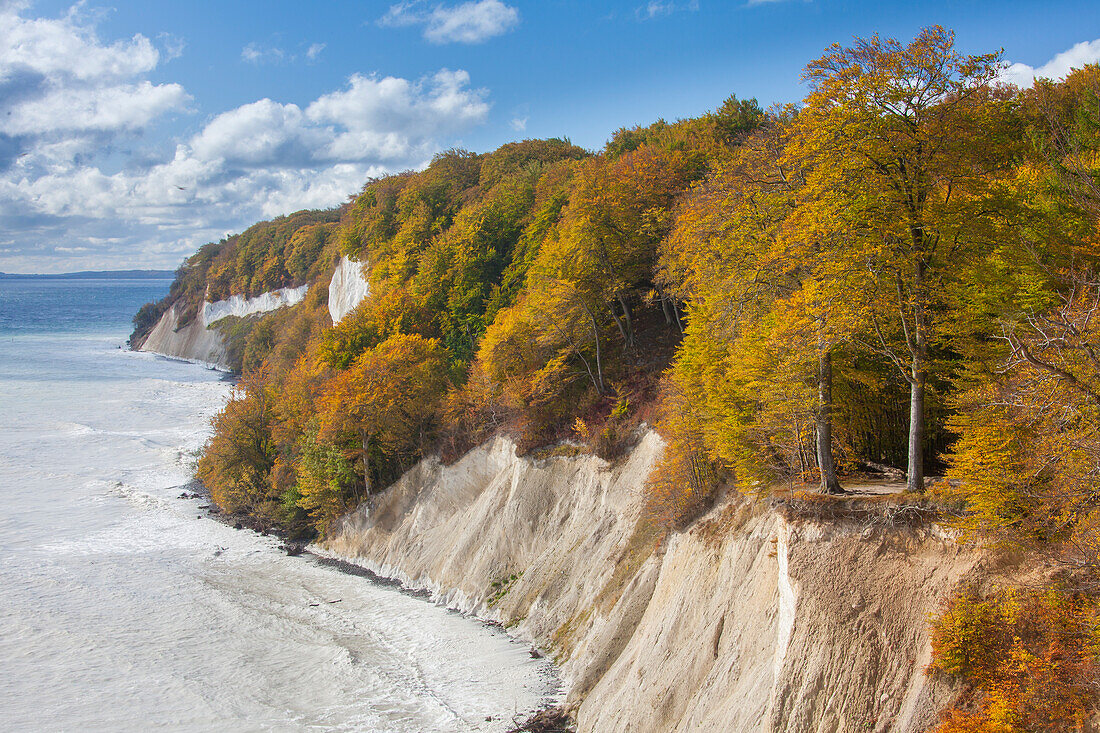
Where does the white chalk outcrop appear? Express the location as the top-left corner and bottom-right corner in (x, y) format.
(328, 256), (370, 324)
(321, 433), (978, 732)
(137, 301), (232, 369)
(202, 284), (309, 327)
(138, 284), (309, 368)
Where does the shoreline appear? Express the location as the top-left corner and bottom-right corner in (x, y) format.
(186, 480), (570, 730)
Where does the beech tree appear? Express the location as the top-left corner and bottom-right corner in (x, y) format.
(316, 334), (449, 500)
(197, 373), (276, 515)
(659, 118), (862, 493)
(788, 26), (1004, 491)
(559, 146), (700, 351)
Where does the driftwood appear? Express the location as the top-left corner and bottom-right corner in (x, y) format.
(507, 707), (574, 733)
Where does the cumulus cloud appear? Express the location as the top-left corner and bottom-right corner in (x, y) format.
(4, 81), (187, 136)
(380, 0), (520, 44)
(1000, 39), (1100, 88)
(0, 4), (493, 272)
(181, 70), (489, 171)
(0, 2), (189, 161)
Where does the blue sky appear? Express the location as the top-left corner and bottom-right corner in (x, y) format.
(3, 0), (1100, 273)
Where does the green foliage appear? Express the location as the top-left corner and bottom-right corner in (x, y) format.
(709, 94), (764, 145)
(130, 299), (167, 342)
(295, 423), (357, 531)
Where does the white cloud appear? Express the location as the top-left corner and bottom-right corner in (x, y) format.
(309, 70), (487, 132)
(378, 2), (423, 28)
(190, 99), (317, 166)
(0, 2), (188, 156)
(1000, 39), (1100, 88)
(0, 6), (160, 81)
(242, 40), (328, 65)
(4, 80), (187, 136)
(158, 32), (186, 61)
(241, 42), (285, 64)
(380, 1), (519, 44)
(510, 116), (527, 132)
(637, 0), (699, 19)
(0, 3), (494, 272)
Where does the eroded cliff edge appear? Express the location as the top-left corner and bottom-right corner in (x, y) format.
(134, 256), (369, 369)
(135, 299), (232, 369)
(319, 433), (978, 733)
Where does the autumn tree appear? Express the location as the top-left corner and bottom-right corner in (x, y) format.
(939, 65), (1100, 548)
(659, 115), (863, 493)
(315, 334), (450, 503)
(197, 373), (277, 516)
(709, 94), (764, 146)
(789, 26), (1006, 491)
(557, 144), (702, 351)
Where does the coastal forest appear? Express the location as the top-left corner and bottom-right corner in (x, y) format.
(134, 28), (1100, 730)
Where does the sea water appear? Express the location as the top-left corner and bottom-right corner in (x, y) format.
(0, 278), (557, 732)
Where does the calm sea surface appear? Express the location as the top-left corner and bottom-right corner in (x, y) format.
(0, 278), (555, 731)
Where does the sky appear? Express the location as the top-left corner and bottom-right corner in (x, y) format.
(2, 0), (1100, 273)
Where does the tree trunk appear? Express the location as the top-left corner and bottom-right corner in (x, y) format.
(589, 310), (606, 394)
(609, 306), (630, 349)
(654, 283), (683, 334)
(907, 363), (925, 493)
(671, 298), (684, 335)
(361, 430), (372, 495)
(815, 350), (843, 494)
(906, 259), (928, 495)
(615, 292), (635, 350)
(654, 283), (674, 325)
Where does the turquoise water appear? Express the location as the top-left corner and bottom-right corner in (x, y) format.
(0, 279), (555, 731)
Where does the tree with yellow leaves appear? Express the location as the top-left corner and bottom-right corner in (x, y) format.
(197, 372), (276, 516)
(660, 116), (863, 493)
(788, 26), (1006, 492)
(306, 334), (450, 529)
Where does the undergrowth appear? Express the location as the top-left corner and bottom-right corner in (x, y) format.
(928, 586), (1100, 732)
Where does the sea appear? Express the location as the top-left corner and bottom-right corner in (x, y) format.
(0, 277), (557, 732)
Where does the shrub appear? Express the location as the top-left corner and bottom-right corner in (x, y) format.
(929, 587), (1099, 732)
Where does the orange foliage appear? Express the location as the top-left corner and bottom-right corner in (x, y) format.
(929, 588), (1099, 732)
(644, 376), (724, 528)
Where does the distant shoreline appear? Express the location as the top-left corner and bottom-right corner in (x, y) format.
(0, 270), (175, 280)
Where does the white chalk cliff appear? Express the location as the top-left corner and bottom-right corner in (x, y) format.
(139, 284), (310, 368)
(320, 433), (978, 732)
(202, 285), (309, 326)
(328, 256), (370, 324)
(137, 301), (232, 369)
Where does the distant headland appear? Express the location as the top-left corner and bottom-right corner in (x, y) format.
(0, 270), (175, 280)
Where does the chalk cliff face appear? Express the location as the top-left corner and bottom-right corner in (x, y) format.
(137, 300), (232, 369)
(328, 256), (370, 325)
(137, 284), (311, 368)
(321, 434), (978, 733)
(202, 285), (309, 326)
